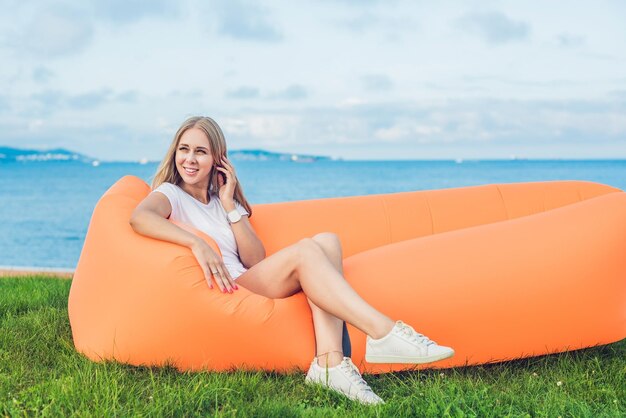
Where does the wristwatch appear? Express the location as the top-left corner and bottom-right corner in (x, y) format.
(226, 208), (242, 224)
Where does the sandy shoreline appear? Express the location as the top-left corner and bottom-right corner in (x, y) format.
(0, 266), (74, 279)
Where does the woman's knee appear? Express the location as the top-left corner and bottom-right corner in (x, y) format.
(311, 232), (342, 255)
(296, 238), (325, 264)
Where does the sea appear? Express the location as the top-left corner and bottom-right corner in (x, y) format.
(1, 159), (625, 270)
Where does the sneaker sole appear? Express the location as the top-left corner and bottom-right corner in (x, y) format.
(365, 349), (454, 364)
(304, 377), (384, 405)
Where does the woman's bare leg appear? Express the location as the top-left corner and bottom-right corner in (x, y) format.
(308, 233), (348, 367)
(235, 236), (395, 341)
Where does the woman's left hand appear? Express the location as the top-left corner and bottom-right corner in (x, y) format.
(215, 156), (238, 204)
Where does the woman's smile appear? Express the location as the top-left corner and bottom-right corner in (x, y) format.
(183, 167), (199, 176)
(175, 127), (214, 187)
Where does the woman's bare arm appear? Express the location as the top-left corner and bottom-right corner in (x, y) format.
(129, 192), (238, 293)
(221, 200), (266, 268)
(129, 192), (201, 248)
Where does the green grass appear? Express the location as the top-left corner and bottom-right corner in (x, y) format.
(1, 276), (624, 417)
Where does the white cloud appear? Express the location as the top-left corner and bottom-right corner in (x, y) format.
(221, 115), (301, 144)
(8, 5), (94, 58)
(456, 11), (530, 45)
(414, 125), (442, 136)
(374, 125), (409, 142)
(93, 0), (180, 24)
(225, 86), (260, 99)
(269, 85), (308, 100)
(556, 33), (585, 48)
(210, 0), (282, 41)
(1, 95), (625, 160)
(362, 74), (394, 91)
(0, 1), (625, 160)
(27, 119), (44, 132)
(336, 98), (369, 108)
(32, 66), (55, 83)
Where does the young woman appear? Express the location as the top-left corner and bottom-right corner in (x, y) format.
(130, 116), (454, 405)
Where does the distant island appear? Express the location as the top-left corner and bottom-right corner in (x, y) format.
(0, 146), (336, 164)
(228, 149), (333, 162)
(0, 146), (95, 163)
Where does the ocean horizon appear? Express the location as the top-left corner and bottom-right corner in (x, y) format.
(1, 159), (625, 270)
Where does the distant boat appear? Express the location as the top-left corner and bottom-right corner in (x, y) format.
(291, 155), (315, 163)
(92, 160), (100, 167)
(139, 158), (148, 165)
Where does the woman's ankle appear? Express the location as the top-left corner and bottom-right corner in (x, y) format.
(370, 318), (396, 340)
(315, 350), (344, 367)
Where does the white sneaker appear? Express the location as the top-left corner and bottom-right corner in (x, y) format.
(305, 357), (384, 405)
(365, 320), (455, 364)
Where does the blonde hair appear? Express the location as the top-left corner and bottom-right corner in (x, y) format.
(152, 116), (253, 217)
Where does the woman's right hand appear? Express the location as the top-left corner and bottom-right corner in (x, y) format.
(190, 239), (238, 293)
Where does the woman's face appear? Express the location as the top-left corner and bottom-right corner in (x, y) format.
(175, 127), (215, 187)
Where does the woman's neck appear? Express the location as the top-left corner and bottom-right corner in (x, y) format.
(180, 183), (210, 204)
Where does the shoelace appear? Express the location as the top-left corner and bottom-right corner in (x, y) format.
(397, 322), (435, 346)
(339, 359), (373, 392)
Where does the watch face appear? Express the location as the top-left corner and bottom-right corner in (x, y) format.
(228, 210), (242, 223)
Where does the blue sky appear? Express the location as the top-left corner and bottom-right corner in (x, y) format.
(1, 0), (625, 161)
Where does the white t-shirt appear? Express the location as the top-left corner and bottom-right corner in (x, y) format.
(152, 182), (250, 279)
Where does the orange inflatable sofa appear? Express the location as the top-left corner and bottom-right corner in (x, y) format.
(68, 176), (626, 373)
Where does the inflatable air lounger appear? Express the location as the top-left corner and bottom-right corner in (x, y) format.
(68, 176), (626, 373)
